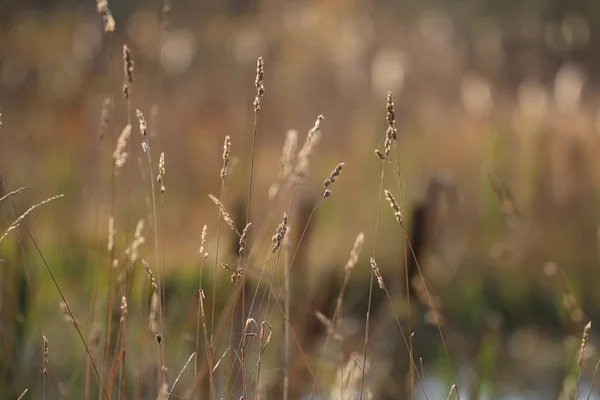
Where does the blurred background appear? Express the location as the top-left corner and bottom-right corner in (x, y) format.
(3, 0), (600, 399)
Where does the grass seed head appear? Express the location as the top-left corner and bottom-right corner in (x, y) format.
(370, 257), (385, 290)
(384, 91), (397, 156)
(107, 216), (115, 252)
(324, 162), (345, 189)
(113, 124), (132, 169)
(96, 0), (115, 32)
(384, 189), (404, 226)
(345, 232), (365, 272)
(136, 109), (147, 137)
(220, 135), (231, 180)
(199, 224), (208, 260)
(208, 194), (237, 232)
(579, 321), (592, 366)
(157, 152), (166, 193)
(272, 212), (288, 253)
(253, 56), (265, 112)
(239, 222), (251, 256)
(122, 45), (134, 99)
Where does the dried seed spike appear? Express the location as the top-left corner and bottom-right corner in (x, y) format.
(220, 135), (231, 180)
(271, 212), (288, 253)
(322, 189), (332, 199)
(143, 260), (158, 292)
(125, 220), (145, 263)
(208, 194), (237, 233)
(370, 257), (385, 290)
(120, 296), (128, 322)
(384, 189), (404, 226)
(253, 57), (265, 112)
(386, 91), (397, 140)
(345, 232), (365, 272)
(309, 115), (324, 138)
(136, 109), (147, 137)
(579, 321), (592, 366)
(383, 91), (397, 157)
(239, 222), (251, 256)
(0, 194), (64, 245)
(123, 45), (134, 84)
(324, 162), (345, 189)
(199, 224), (208, 260)
(269, 129), (299, 200)
(149, 291), (159, 334)
(96, 0), (115, 33)
(280, 130), (298, 181)
(42, 335), (49, 376)
(113, 124), (132, 169)
(384, 91), (397, 156)
(107, 216), (115, 252)
(295, 115), (325, 180)
(122, 45), (134, 100)
(157, 152), (166, 193)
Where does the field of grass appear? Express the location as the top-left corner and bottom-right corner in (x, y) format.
(3, 1), (600, 399)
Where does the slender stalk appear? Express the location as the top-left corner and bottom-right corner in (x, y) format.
(283, 232), (291, 400)
(357, 147), (387, 400)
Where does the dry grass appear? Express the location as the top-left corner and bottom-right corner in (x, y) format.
(5, 3), (600, 400)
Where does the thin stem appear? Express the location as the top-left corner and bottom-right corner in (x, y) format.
(357, 161), (386, 400)
(20, 223), (109, 400)
(142, 142), (167, 386)
(283, 233), (291, 400)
